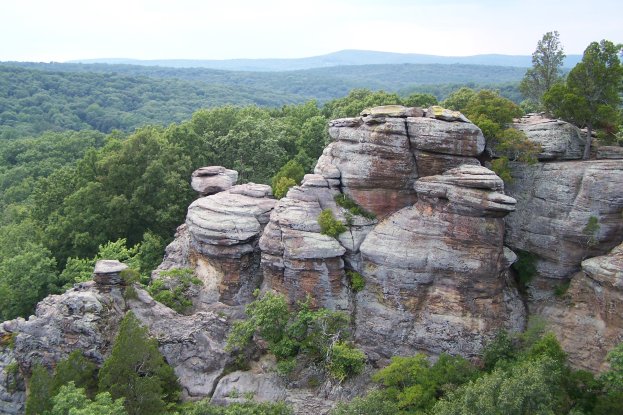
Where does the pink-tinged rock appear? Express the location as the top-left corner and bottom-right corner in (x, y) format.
(407, 117), (485, 157)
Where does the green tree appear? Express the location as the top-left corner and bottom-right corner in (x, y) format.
(271, 160), (305, 199)
(52, 350), (98, 398)
(50, 382), (127, 415)
(520, 31), (566, 108)
(98, 312), (179, 415)
(544, 40), (623, 159)
(25, 364), (54, 415)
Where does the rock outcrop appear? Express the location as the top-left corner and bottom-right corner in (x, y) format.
(184, 183), (276, 306)
(513, 113), (586, 160)
(259, 174), (358, 310)
(314, 105), (485, 218)
(504, 160), (623, 299)
(191, 166), (239, 196)
(537, 242), (623, 371)
(355, 166), (524, 362)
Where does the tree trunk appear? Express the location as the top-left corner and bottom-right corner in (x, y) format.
(583, 123), (592, 160)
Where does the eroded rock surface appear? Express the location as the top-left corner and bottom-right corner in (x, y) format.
(185, 183), (276, 305)
(538, 243), (623, 372)
(513, 114), (586, 160)
(191, 166), (239, 196)
(259, 175), (363, 310)
(504, 160), (623, 299)
(356, 166), (525, 363)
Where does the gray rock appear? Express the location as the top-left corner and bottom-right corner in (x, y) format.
(414, 150), (480, 177)
(537, 242), (623, 372)
(512, 114), (585, 160)
(191, 166), (239, 196)
(185, 184), (276, 305)
(504, 160), (623, 299)
(596, 145), (623, 160)
(356, 167), (524, 362)
(93, 260), (128, 286)
(407, 117), (485, 157)
(0, 339), (25, 415)
(426, 105), (471, 122)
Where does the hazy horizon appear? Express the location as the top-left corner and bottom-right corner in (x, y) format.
(1, 0), (622, 62)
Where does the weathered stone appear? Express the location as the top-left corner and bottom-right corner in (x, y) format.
(191, 166), (239, 196)
(512, 114), (585, 160)
(596, 145), (623, 160)
(356, 167), (524, 362)
(0, 337), (25, 414)
(359, 105), (425, 119)
(185, 184), (276, 305)
(414, 150), (480, 177)
(504, 160), (623, 299)
(407, 117), (485, 157)
(317, 116), (417, 217)
(426, 105), (470, 123)
(538, 243), (623, 372)
(93, 260), (128, 287)
(259, 181), (352, 310)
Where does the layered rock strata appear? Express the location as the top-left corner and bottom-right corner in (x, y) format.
(185, 183), (276, 305)
(355, 166), (525, 362)
(504, 160), (623, 299)
(513, 113), (586, 160)
(537, 243), (623, 371)
(191, 166), (239, 196)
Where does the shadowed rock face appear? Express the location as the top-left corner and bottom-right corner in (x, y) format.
(537, 243), (623, 372)
(356, 166), (524, 362)
(504, 160), (623, 299)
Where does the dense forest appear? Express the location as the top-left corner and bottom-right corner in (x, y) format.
(0, 62), (525, 138)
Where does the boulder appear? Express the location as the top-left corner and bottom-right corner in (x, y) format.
(185, 183), (276, 305)
(356, 166), (525, 362)
(504, 160), (623, 299)
(538, 243), (623, 372)
(596, 145), (623, 160)
(512, 114), (585, 160)
(191, 166), (239, 196)
(93, 260), (128, 287)
(426, 106), (471, 123)
(0, 333), (25, 414)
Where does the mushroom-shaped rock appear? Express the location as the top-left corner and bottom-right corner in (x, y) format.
(93, 260), (128, 286)
(185, 183), (276, 305)
(191, 166), (239, 196)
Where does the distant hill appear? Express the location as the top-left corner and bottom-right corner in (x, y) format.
(68, 49), (583, 71)
(0, 60), (527, 137)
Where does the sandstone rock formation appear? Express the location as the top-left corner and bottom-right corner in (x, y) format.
(259, 174), (356, 310)
(191, 166), (239, 196)
(504, 160), (623, 299)
(355, 166), (525, 362)
(184, 183), (276, 306)
(513, 113), (586, 160)
(537, 242), (623, 371)
(314, 106), (485, 218)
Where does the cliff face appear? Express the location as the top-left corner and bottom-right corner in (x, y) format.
(2, 107), (622, 414)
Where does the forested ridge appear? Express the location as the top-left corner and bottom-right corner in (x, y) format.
(0, 62), (525, 138)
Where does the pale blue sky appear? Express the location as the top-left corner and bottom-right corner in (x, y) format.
(1, 0), (621, 61)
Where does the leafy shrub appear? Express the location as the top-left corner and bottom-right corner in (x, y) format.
(272, 176), (297, 199)
(334, 194), (376, 220)
(148, 268), (202, 314)
(346, 271), (365, 292)
(226, 293), (364, 381)
(583, 215), (600, 248)
(327, 342), (366, 382)
(490, 157), (513, 183)
(181, 399), (293, 415)
(318, 209), (347, 238)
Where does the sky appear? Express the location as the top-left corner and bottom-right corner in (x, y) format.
(1, 0), (622, 62)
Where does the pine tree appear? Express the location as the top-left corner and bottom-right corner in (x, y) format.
(25, 363), (54, 415)
(98, 312), (179, 415)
